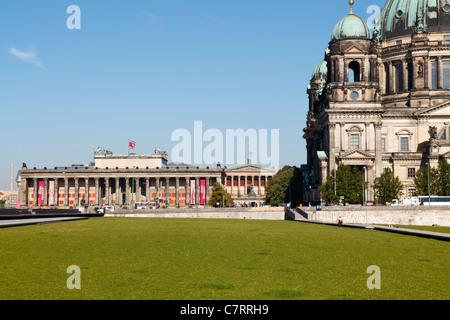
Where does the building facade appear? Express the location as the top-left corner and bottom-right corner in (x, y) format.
(17, 153), (275, 209)
(224, 163), (275, 206)
(303, 0), (450, 203)
(17, 153), (223, 208)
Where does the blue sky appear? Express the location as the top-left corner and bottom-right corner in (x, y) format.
(0, 0), (384, 189)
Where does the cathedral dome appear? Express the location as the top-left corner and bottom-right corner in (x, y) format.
(378, 0), (450, 40)
(311, 60), (327, 80)
(331, 12), (372, 41)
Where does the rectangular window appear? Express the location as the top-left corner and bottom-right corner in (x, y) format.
(400, 137), (409, 152)
(443, 60), (450, 89)
(431, 60), (438, 90)
(408, 168), (416, 178)
(408, 189), (417, 197)
(350, 134), (360, 149)
(381, 138), (386, 152)
(444, 35), (450, 41)
(396, 40), (403, 46)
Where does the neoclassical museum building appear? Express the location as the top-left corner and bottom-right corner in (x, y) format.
(16, 151), (275, 209)
(303, 0), (450, 203)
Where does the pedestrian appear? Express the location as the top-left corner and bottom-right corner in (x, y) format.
(338, 216), (343, 228)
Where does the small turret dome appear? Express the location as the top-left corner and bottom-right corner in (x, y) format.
(311, 60), (328, 80)
(331, 12), (372, 41)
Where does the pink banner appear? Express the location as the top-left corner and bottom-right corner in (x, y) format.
(48, 180), (54, 206)
(38, 181), (44, 206)
(190, 180), (196, 205)
(200, 180), (206, 205)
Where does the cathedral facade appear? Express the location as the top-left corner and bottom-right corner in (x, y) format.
(303, 0), (450, 203)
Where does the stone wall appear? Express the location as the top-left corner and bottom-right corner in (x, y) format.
(106, 207), (286, 221)
(297, 206), (450, 226)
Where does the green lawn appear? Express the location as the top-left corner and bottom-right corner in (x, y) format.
(0, 217), (449, 300)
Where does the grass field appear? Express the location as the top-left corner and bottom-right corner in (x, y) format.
(0, 217), (449, 300)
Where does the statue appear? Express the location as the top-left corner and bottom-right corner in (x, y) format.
(429, 126), (438, 140)
(95, 147), (113, 155)
(153, 146), (168, 157)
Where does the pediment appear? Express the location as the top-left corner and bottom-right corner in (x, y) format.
(415, 100), (450, 117)
(225, 164), (276, 174)
(339, 150), (375, 160)
(345, 46), (365, 54)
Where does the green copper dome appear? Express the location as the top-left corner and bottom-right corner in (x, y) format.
(331, 13), (372, 41)
(378, 0), (450, 40)
(311, 60), (328, 80)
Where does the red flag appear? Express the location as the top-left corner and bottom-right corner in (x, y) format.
(129, 140), (136, 150)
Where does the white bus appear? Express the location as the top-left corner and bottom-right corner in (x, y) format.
(418, 196), (450, 206)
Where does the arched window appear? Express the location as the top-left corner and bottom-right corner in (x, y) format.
(439, 126), (450, 140)
(348, 61), (360, 82)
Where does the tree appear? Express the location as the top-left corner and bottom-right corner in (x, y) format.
(265, 166), (303, 207)
(438, 159), (450, 196)
(319, 165), (365, 205)
(208, 182), (234, 207)
(373, 168), (403, 205)
(414, 165), (440, 196)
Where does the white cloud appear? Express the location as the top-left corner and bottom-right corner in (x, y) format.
(8, 47), (44, 70)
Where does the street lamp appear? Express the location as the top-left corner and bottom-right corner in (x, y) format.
(362, 166), (365, 206)
(427, 159), (431, 206)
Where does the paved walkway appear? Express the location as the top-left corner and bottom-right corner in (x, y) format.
(295, 219), (450, 242)
(0, 217), (88, 229)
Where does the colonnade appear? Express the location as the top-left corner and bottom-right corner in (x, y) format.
(21, 175), (219, 208)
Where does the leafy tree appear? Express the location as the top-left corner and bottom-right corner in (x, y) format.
(414, 165), (440, 196)
(373, 168), (403, 205)
(265, 166), (303, 207)
(438, 159), (450, 196)
(208, 182), (234, 207)
(319, 165), (365, 205)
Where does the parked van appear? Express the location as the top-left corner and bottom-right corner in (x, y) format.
(97, 206), (115, 214)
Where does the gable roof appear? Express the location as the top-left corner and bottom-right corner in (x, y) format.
(415, 100), (450, 117)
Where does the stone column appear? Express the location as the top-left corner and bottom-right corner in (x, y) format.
(375, 123), (383, 178)
(136, 177), (141, 204)
(64, 178), (69, 207)
(33, 178), (38, 206)
(104, 178), (109, 205)
(94, 178), (99, 206)
(338, 57), (345, 83)
(244, 175), (248, 195)
(424, 56), (429, 89)
(125, 177), (130, 205)
(115, 178), (120, 205)
(205, 177), (210, 205)
(155, 177), (161, 203)
(175, 177), (180, 206)
(411, 58), (417, 90)
(185, 177), (190, 206)
(329, 123), (336, 176)
(43, 178), (48, 206)
(195, 177), (200, 205)
(389, 62), (394, 93)
(74, 178), (79, 207)
(84, 178), (89, 206)
(365, 122), (369, 151)
(165, 177), (170, 206)
(146, 178), (150, 203)
(230, 175), (234, 196)
(438, 56), (443, 89)
(402, 59), (408, 92)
